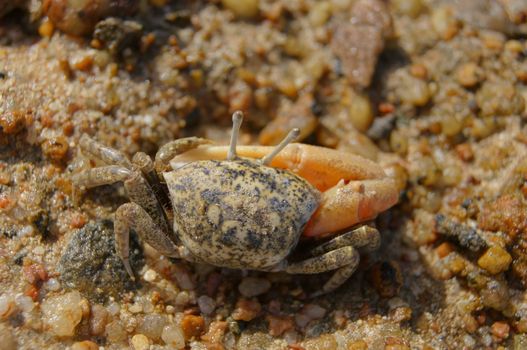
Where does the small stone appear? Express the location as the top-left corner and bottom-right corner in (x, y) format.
(348, 92), (374, 132)
(89, 304), (109, 336)
(456, 62), (481, 88)
(42, 136), (69, 161)
(222, 0), (259, 19)
(348, 340), (368, 350)
(409, 63), (427, 79)
(238, 277), (271, 297)
(232, 298), (262, 321)
(137, 314), (167, 341)
(161, 324), (185, 349)
(302, 334), (338, 350)
(478, 246), (512, 274)
(71, 341), (98, 350)
(143, 269), (157, 282)
(129, 302), (143, 314)
(105, 320), (127, 343)
(41, 291), (83, 337)
(180, 314), (205, 340)
(435, 242), (454, 259)
(201, 321), (228, 346)
(431, 6), (460, 40)
(266, 314), (294, 337)
(295, 304), (327, 328)
(58, 221), (143, 302)
(197, 295), (216, 315)
(0, 324), (17, 350)
(491, 321), (510, 340)
(131, 334), (150, 350)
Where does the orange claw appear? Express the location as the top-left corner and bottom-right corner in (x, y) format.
(303, 178), (399, 238)
(170, 143), (399, 237)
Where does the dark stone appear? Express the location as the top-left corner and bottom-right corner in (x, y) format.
(58, 220), (144, 302)
(435, 214), (487, 252)
(93, 17), (143, 56)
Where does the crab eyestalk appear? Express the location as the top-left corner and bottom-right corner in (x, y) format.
(261, 128), (300, 165)
(227, 111), (244, 161)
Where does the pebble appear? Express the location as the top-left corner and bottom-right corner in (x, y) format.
(41, 291), (83, 337)
(131, 334), (150, 350)
(232, 298), (261, 321)
(175, 291), (190, 306)
(399, 76), (430, 107)
(143, 269), (157, 282)
(491, 321), (510, 340)
(221, 0), (259, 19)
(348, 340), (369, 350)
(348, 92), (374, 132)
(129, 302), (143, 314)
(238, 277), (271, 297)
(14, 294), (34, 313)
(391, 0), (423, 18)
(477, 246), (512, 274)
(463, 334), (476, 347)
(89, 304), (108, 336)
(431, 6), (459, 40)
(295, 304), (327, 328)
(456, 62), (481, 88)
(161, 324), (186, 349)
(0, 324), (17, 350)
(266, 314), (294, 337)
(302, 334), (338, 350)
(180, 314), (205, 340)
(43, 278), (61, 291)
(197, 295), (216, 315)
(137, 314), (167, 341)
(71, 341), (98, 350)
(0, 294), (15, 320)
(105, 320), (127, 343)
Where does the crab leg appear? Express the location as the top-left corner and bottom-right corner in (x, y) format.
(170, 144), (386, 191)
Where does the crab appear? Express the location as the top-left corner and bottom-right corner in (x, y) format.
(72, 111), (399, 296)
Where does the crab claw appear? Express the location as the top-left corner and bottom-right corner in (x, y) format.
(303, 178), (399, 238)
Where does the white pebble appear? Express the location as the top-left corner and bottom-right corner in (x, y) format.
(137, 314), (167, 341)
(41, 291), (83, 337)
(131, 334), (150, 350)
(295, 304), (327, 328)
(17, 225), (34, 238)
(175, 291), (190, 306)
(388, 297), (408, 310)
(165, 305), (175, 314)
(0, 294), (15, 319)
(161, 324), (185, 349)
(197, 295), (216, 315)
(44, 278), (61, 291)
(143, 269), (157, 282)
(129, 303), (143, 314)
(107, 302), (120, 316)
(238, 277), (271, 297)
(14, 294), (34, 312)
(463, 335), (476, 347)
(174, 267), (196, 290)
(32, 246), (45, 255)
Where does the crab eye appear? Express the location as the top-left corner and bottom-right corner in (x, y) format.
(260, 128), (300, 165)
(227, 111), (244, 161)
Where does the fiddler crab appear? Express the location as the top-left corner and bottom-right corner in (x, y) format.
(72, 111), (398, 296)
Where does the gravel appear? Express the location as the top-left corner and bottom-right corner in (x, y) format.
(58, 220), (144, 302)
(238, 277), (272, 297)
(40, 291), (84, 337)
